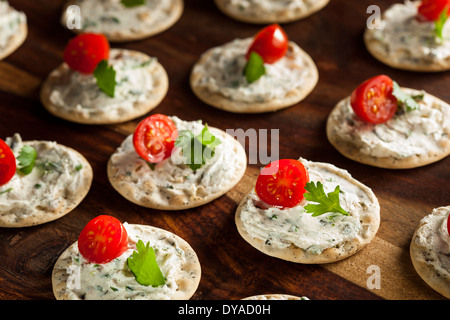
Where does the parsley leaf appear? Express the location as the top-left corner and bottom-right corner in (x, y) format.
(304, 181), (349, 217)
(175, 125), (221, 171)
(93, 60), (117, 97)
(121, 0), (146, 7)
(17, 145), (37, 175)
(244, 51), (266, 83)
(435, 7), (449, 41)
(127, 240), (165, 287)
(392, 81), (423, 112)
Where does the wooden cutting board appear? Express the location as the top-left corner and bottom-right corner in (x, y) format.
(0, 0), (447, 300)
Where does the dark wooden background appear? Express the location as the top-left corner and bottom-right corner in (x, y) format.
(0, 0), (448, 300)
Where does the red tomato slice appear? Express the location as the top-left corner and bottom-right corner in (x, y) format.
(447, 214), (450, 237)
(63, 33), (110, 74)
(246, 24), (289, 64)
(0, 139), (16, 186)
(255, 159), (309, 209)
(133, 114), (178, 163)
(350, 75), (398, 124)
(78, 215), (129, 264)
(418, 0), (450, 21)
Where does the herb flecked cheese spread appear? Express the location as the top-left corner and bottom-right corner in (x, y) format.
(0, 0), (26, 49)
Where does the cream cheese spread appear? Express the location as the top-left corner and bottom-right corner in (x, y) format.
(0, 134), (85, 218)
(413, 206), (450, 277)
(330, 90), (450, 159)
(370, 1), (450, 66)
(74, 0), (174, 34)
(192, 38), (310, 103)
(0, 1), (26, 49)
(109, 116), (245, 207)
(59, 223), (188, 300)
(48, 49), (156, 120)
(239, 158), (376, 254)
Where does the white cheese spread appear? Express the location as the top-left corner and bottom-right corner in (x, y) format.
(48, 49), (156, 120)
(59, 223), (189, 300)
(109, 116), (245, 207)
(74, 0), (175, 34)
(0, 134), (86, 218)
(239, 158), (376, 254)
(330, 90), (450, 159)
(223, 0), (316, 18)
(0, 1), (26, 49)
(192, 38), (310, 103)
(370, 1), (450, 66)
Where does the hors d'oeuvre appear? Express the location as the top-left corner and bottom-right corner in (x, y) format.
(410, 206), (450, 298)
(61, 0), (184, 42)
(0, 134), (93, 227)
(190, 24), (318, 113)
(242, 294), (309, 300)
(0, 1), (27, 60)
(327, 75), (450, 169)
(235, 158), (380, 264)
(364, 0), (450, 72)
(40, 33), (168, 124)
(214, 0), (329, 24)
(107, 114), (247, 210)
(52, 215), (201, 300)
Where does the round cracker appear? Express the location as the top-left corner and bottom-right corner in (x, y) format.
(235, 159), (380, 264)
(0, 140), (93, 228)
(40, 49), (168, 125)
(242, 294), (308, 300)
(52, 223), (201, 300)
(214, 0), (329, 24)
(107, 126), (247, 210)
(190, 42), (318, 113)
(0, 22), (27, 61)
(326, 91), (450, 169)
(364, 27), (450, 72)
(61, 0), (184, 42)
(410, 206), (450, 299)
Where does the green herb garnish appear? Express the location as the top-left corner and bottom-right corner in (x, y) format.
(127, 240), (165, 287)
(17, 145), (37, 175)
(244, 51), (266, 83)
(435, 7), (449, 41)
(0, 188), (13, 195)
(121, 0), (146, 7)
(304, 181), (349, 217)
(392, 81), (423, 112)
(175, 125), (221, 171)
(93, 60), (117, 98)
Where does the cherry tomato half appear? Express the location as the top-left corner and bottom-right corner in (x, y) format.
(246, 24), (289, 64)
(63, 33), (110, 74)
(418, 0), (450, 21)
(447, 213), (450, 237)
(133, 114), (178, 163)
(78, 215), (129, 264)
(350, 75), (398, 124)
(255, 159), (309, 209)
(0, 139), (16, 186)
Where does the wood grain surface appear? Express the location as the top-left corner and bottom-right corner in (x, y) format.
(0, 0), (449, 300)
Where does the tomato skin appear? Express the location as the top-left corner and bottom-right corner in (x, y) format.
(63, 33), (110, 74)
(447, 213), (450, 237)
(133, 114), (178, 163)
(350, 75), (398, 124)
(0, 139), (16, 186)
(78, 215), (129, 264)
(255, 159), (309, 209)
(418, 0), (450, 21)
(246, 24), (289, 64)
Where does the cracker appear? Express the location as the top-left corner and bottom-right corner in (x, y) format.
(107, 126), (247, 210)
(190, 40), (318, 113)
(235, 158), (380, 264)
(410, 206), (450, 299)
(326, 90), (450, 169)
(242, 294), (308, 300)
(52, 223), (201, 300)
(40, 49), (168, 125)
(214, 0), (329, 24)
(0, 23), (27, 61)
(61, 0), (183, 42)
(0, 140), (93, 228)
